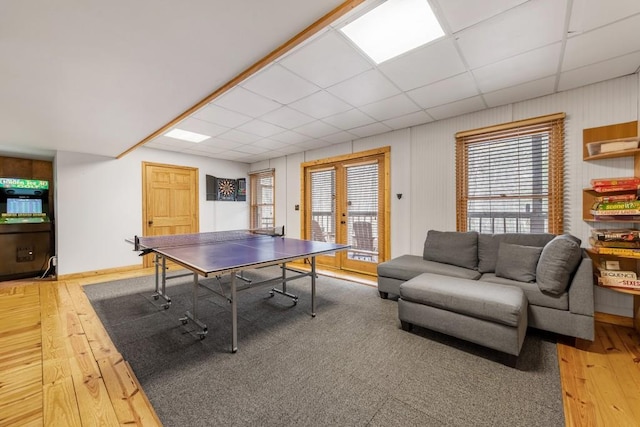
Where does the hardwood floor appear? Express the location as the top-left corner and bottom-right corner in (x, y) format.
(1, 268), (639, 426)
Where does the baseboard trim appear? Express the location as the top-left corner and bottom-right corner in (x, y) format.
(595, 311), (634, 328)
(58, 264), (143, 281)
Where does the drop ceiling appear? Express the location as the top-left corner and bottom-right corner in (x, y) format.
(2, 0), (640, 163)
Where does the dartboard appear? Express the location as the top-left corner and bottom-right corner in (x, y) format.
(216, 178), (236, 201)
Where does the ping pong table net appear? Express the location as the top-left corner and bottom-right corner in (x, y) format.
(133, 226), (285, 253)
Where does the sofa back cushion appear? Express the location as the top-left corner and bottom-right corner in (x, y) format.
(536, 234), (583, 295)
(423, 230), (478, 270)
(478, 233), (555, 273)
(494, 243), (543, 283)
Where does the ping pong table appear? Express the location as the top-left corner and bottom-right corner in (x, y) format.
(129, 227), (349, 352)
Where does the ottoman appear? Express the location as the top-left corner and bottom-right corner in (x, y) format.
(398, 273), (528, 362)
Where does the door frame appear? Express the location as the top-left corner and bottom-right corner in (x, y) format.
(300, 146), (390, 274)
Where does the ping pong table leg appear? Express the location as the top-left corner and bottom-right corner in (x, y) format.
(311, 256), (316, 318)
(231, 272), (238, 353)
(180, 273), (208, 340)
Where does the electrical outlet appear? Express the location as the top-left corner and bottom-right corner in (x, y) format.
(52, 256), (57, 266)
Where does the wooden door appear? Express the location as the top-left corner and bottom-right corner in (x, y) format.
(142, 162), (199, 267)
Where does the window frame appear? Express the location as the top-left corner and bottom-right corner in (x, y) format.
(455, 113), (565, 235)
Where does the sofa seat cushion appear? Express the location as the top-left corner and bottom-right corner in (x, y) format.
(378, 255), (481, 282)
(480, 273), (569, 310)
(399, 273), (526, 327)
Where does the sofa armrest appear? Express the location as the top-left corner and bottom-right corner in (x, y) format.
(568, 254), (594, 316)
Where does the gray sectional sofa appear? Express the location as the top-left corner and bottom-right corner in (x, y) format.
(378, 231), (595, 349)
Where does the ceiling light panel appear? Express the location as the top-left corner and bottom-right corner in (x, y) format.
(280, 30), (373, 88)
(242, 64), (320, 104)
(164, 128), (211, 143)
(340, 0), (445, 64)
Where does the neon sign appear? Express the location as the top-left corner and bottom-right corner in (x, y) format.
(0, 178), (49, 190)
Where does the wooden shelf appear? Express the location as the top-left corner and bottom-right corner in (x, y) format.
(582, 188), (640, 222)
(584, 147), (640, 161)
(582, 121), (638, 160)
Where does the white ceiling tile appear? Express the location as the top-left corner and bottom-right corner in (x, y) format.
(237, 119), (285, 137)
(348, 122), (393, 138)
(218, 129), (261, 144)
(276, 144), (307, 155)
(569, 0), (640, 33)
(483, 76), (556, 107)
(382, 111), (433, 129)
(321, 109), (375, 130)
(260, 106), (316, 128)
(426, 96), (487, 120)
(200, 138), (245, 150)
(558, 51), (640, 91)
(359, 94), (421, 121)
(269, 130), (310, 144)
(214, 86), (281, 117)
(437, 0), (529, 33)
(407, 73), (479, 109)
(235, 144), (269, 154)
(326, 69), (401, 106)
(321, 131), (356, 144)
(242, 63), (319, 104)
(294, 120), (340, 138)
(472, 43), (562, 93)
(378, 38), (466, 91)
(296, 139), (334, 150)
(456, 0), (566, 69)
(563, 14), (640, 71)
(193, 104), (252, 128)
(289, 91), (353, 119)
(250, 138), (291, 150)
(280, 30), (373, 88)
(172, 117), (229, 137)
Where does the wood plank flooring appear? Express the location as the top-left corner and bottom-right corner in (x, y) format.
(1, 268), (639, 426)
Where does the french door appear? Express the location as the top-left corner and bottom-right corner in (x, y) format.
(303, 148), (389, 275)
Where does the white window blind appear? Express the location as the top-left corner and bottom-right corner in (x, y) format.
(456, 113), (565, 234)
(310, 169), (335, 242)
(249, 170), (274, 229)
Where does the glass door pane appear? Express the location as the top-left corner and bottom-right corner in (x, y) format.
(310, 169), (336, 245)
(345, 162), (378, 264)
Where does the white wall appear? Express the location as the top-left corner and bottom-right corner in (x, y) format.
(55, 147), (249, 275)
(258, 73), (640, 317)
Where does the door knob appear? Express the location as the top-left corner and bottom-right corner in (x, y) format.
(148, 220), (153, 226)
(340, 220), (346, 224)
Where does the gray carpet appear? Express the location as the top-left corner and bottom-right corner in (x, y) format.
(85, 268), (564, 427)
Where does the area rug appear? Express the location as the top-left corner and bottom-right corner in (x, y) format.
(85, 268), (564, 426)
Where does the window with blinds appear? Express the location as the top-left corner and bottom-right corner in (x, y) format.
(310, 169), (335, 242)
(249, 170), (274, 229)
(455, 113), (565, 234)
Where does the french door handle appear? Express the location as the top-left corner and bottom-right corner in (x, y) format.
(340, 221), (346, 224)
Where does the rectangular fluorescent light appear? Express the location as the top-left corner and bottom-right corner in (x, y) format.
(164, 128), (211, 143)
(340, 0), (445, 64)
